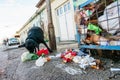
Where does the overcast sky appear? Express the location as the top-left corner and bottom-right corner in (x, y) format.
(0, 0), (39, 41)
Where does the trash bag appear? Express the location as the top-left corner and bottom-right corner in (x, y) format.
(88, 23), (102, 34)
(98, 1), (120, 35)
(21, 52), (39, 62)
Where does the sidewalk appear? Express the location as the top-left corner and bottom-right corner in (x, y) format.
(40, 41), (79, 54)
(57, 41), (78, 52)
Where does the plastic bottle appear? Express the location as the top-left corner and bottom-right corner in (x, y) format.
(35, 57), (47, 67)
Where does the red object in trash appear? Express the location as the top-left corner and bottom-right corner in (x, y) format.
(71, 52), (77, 56)
(63, 56), (72, 63)
(61, 50), (77, 63)
(37, 48), (49, 56)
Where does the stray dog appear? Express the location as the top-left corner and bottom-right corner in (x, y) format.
(18, 26), (53, 53)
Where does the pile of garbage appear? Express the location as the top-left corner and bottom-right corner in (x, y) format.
(21, 48), (104, 70)
(60, 49), (103, 70)
(21, 48), (51, 66)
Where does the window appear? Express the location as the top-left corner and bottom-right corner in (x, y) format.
(60, 7), (63, 14)
(57, 9), (59, 16)
(67, 2), (70, 10)
(64, 4), (67, 12)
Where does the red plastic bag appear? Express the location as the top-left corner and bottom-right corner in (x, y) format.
(37, 48), (49, 56)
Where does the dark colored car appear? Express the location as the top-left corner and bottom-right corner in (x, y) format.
(8, 38), (20, 46)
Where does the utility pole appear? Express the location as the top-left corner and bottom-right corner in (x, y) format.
(45, 0), (57, 50)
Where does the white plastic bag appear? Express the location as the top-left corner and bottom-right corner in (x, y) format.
(35, 57), (47, 67)
(78, 55), (95, 69)
(73, 56), (82, 63)
(98, 1), (120, 35)
(21, 52), (33, 62)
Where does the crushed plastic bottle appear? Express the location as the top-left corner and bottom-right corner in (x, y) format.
(35, 57), (47, 67)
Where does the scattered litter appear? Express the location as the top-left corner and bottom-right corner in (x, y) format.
(21, 48), (104, 71)
(35, 57), (47, 67)
(110, 68), (120, 71)
(37, 48), (49, 56)
(91, 65), (99, 70)
(61, 49), (77, 63)
(49, 55), (58, 60)
(21, 52), (39, 62)
(89, 62), (96, 66)
(73, 56), (82, 63)
(78, 55), (95, 70)
(58, 49), (103, 70)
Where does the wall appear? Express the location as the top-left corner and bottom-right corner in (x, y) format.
(51, 0), (77, 42)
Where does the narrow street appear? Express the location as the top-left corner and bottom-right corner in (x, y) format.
(0, 0), (120, 80)
(0, 43), (120, 80)
(0, 45), (26, 80)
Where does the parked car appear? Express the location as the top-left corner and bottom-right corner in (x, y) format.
(8, 38), (20, 46)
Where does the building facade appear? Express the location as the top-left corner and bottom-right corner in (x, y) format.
(17, 0), (86, 44)
(17, 2), (48, 44)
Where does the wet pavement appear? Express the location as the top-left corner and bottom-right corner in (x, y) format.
(0, 43), (120, 80)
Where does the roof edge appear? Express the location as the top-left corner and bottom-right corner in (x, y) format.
(36, 0), (45, 8)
